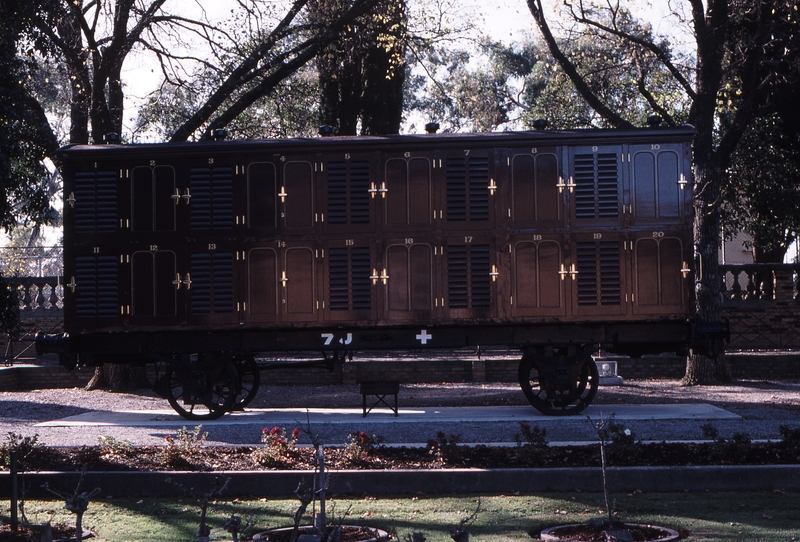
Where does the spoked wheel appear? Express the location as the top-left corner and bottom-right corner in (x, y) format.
(232, 355), (260, 410)
(166, 355), (239, 420)
(518, 347), (599, 416)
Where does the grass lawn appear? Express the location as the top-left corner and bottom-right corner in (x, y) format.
(3, 492), (799, 541)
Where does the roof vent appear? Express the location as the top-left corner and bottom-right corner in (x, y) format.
(647, 114), (663, 127)
(318, 125), (335, 137)
(104, 132), (120, 144)
(533, 118), (549, 130)
(210, 129), (228, 141)
(424, 122), (440, 134)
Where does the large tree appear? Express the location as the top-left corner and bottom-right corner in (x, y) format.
(0, 0), (58, 230)
(312, 0), (407, 135)
(723, 114), (800, 263)
(525, 0), (799, 384)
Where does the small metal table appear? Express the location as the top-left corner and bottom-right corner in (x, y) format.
(360, 381), (399, 417)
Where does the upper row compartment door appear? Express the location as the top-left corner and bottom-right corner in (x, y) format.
(246, 156), (321, 232)
(568, 146), (624, 227)
(321, 153), (377, 233)
(507, 147), (563, 228)
(131, 165), (176, 233)
(246, 161), (279, 230)
(382, 153), (433, 233)
(628, 143), (689, 225)
(437, 149), (495, 229)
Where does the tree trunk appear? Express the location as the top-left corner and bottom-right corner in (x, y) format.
(683, 160), (730, 384)
(85, 364), (147, 391)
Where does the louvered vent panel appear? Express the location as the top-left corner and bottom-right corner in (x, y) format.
(74, 173), (97, 234)
(349, 161), (371, 224)
(326, 161), (371, 225)
(327, 162), (349, 224)
(468, 158), (490, 221)
(190, 253), (212, 314)
(448, 245), (469, 308)
(212, 253), (234, 313)
(189, 167), (233, 230)
(75, 256), (118, 318)
(575, 242), (599, 305)
(598, 241), (621, 305)
(74, 257), (98, 318)
(350, 246), (372, 309)
(189, 252), (233, 314)
(96, 256), (119, 317)
(190, 169), (212, 229)
(596, 154), (619, 217)
(573, 153), (619, 218)
(212, 168), (234, 229)
(573, 155), (597, 219)
(575, 241), (621, 306)
(96, 172), (118, 232)
(446, 159), (467, 221)
(73, 171), (117, 233)
(470, 244), (491, 308)
(328, 247), (372, 311)
(328, 248), (350, 310)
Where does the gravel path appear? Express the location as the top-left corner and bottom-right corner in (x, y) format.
(1, 379), (798, 447)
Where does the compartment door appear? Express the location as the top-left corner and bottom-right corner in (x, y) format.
(130, 249), (179, 322)
(511, 237), (566, 318)
(131, 166), (176, 232)
(247, 162), (279, 230)
(629, 144), (688, 224)
(246, 247), (280, 323)
(508, 148), (563, 228)
(280, 245), (318, 323)
(632, 234), (689, 315)
(383, 155), (433, 232)
(282, 158), (316, 232)
(382, 239), (436, 321)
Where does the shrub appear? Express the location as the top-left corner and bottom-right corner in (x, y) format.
(253, 426), (300, 467)
(779, 424), (800, 460)
(700, 423), (752, 464)
(162, 425), (208, 469)
(97, 435), (135, 458)
(0, 433), (44, 467)
(605, 419), (638, 463)
(343, 431), (384, 465)
(427, 431), (461, 464)
(514, 423), (548, 462)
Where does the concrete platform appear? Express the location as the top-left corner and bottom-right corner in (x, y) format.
(35, 403), (739, 428)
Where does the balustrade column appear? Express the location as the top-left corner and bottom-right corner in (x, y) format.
(774, 269), (794, 305)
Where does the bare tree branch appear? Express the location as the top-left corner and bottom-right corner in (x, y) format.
(525, 0), (633, 128)
(170, 0), (384, 141)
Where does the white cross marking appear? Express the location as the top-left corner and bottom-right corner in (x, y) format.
(416, 329), (432, 345)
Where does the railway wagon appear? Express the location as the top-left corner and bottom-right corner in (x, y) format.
(37, 125), (712, 419)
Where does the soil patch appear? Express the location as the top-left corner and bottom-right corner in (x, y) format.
(7, 439), (800, 473)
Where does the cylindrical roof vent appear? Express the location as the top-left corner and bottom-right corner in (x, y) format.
(647, 114), (663, 127)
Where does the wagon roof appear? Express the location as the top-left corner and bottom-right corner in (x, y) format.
(56, 125), (695, 161)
